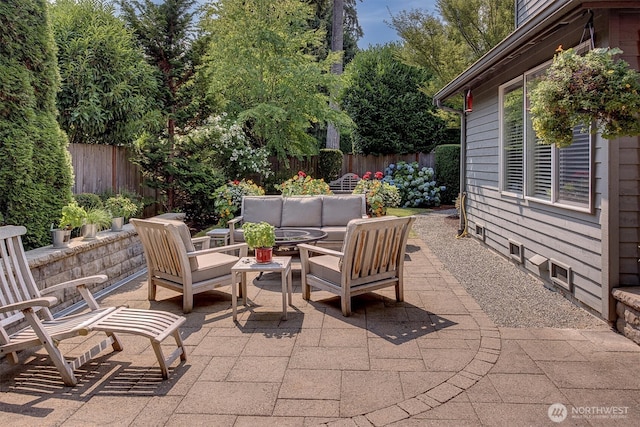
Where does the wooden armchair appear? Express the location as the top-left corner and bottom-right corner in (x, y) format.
(298, 216), (415, 316)
(131, 218), (248, 313)
(0, 226), (187, 386)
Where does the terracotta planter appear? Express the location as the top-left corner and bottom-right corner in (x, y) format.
(255, 247), (273, 264)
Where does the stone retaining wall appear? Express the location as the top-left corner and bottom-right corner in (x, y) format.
(612, 287), (640, 345)
(26, 224), (145, 315)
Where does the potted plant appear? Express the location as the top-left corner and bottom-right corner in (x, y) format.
(529, 46), (640, 147)
(242, 221), (276, 263)
(105, 195), (139, 231)
(52, 201), (86, 248)
(83, 207), (112, 240)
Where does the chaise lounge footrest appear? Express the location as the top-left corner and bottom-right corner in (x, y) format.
(89, 307), (187, 379)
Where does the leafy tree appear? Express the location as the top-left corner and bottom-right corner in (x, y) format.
(390, 0), (513, 98)
(201, 0), (353, 159)
(51, 0), (160, 146)
(340, 44), (447, 155)
(0, 0), (74, 248)
(120, 0), (217, 210)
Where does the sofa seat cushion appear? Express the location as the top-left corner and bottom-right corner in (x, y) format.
(243, 196), (283, 227)
(319, 226), (347, 242)
(322, 195), (365, 226)
(191, 252), (238, 283)
(281, 197), (322, 227)
(308, 255), (342, 285)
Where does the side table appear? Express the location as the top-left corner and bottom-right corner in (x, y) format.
(206, 228), (231, 247)
(231, 256), (292, 321)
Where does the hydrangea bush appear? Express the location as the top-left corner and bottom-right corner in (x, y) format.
(187, 114), (272, 179)
(213, 179), (265, 225)
(275, 171), (332, 196)
(383, 161), (445, 207)
(352, 171), (400, 217)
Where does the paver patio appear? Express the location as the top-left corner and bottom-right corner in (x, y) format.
(1, 238), (638, 426)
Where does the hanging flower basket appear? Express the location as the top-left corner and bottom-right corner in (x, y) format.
(529, 46), (640, 147)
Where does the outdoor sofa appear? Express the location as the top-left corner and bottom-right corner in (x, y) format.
(228, 194), (367, 249)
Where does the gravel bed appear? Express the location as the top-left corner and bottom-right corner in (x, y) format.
(413, 210), (608, 329)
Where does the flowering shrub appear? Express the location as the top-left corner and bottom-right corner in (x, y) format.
(186, 114), (272, 178)
(275, 171), (332, 196)
(383, 161), (444, 207)
(352, 171), (400, 217)
(213, 179), (265, 225)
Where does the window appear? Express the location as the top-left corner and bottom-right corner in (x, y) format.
(499, 78), (524, 195)
(525, 63), (592, 210)
(498, 51), (593, 212)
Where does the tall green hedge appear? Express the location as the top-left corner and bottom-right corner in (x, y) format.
(434, 144), (460, 205)
(0, 0), (74, 249)
(317, 149), (343, 182)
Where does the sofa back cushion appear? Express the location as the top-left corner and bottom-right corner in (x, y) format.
(281, 197), (322, 227)
(322, 194), (365, 226)
(242, 196), (283, 227)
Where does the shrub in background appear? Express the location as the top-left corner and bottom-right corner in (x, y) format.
(213, 179), (265, 226)
(383, 161), (444, 207)
(434, 144), (460, 205)
(353, 171), (401, 217)
(0, 0), (74, 249)
(317, 149), (343, 183)
(74, 193), (103, 210)
(276, 171), (332, 196)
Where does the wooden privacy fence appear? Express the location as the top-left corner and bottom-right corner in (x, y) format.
(270, 152), (435, 178)
(68, 144), (436, 198)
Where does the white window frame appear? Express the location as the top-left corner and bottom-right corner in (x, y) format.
(497, 42), (594, 213)
(498, 76), (524, 198)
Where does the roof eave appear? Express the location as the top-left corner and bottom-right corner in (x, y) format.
(433, 0), (582, 103)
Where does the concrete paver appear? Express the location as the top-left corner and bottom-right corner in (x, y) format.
(1, 238), (639, 426)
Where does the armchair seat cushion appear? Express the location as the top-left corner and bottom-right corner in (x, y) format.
(191, 252), (239, 283)
(308, 255), (342, 284)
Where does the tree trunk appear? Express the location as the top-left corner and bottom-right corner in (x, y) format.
(326, 0), (344, 149)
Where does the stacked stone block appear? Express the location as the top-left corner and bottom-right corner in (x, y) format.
(612, 287), (640, 345)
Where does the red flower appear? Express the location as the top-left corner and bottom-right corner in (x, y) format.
(298, 171), (306, 177)
(374, 171), (383, 180)
(363, 171), (372, 180)
(232, 180), (240, 185)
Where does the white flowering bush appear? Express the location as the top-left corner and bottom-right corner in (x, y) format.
(186, 114), (272, 179)
(383, 161), (445, 207)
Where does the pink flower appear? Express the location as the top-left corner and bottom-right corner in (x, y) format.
(374, 171), (383, 180)
(363, 172), (372, 180)
(298, 171), (306, 177)
(353, 174), (359, 179)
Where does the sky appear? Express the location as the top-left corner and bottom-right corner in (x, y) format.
(356, 0), (438, 48)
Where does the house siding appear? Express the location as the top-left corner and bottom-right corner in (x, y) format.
(614, 10), (640, 286)
(516, 0), (553, 27)
(462, 12), (613, 315)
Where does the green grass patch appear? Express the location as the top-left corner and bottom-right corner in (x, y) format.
(387, 207), (430, 217)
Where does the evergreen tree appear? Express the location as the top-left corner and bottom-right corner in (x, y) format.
(119, 0), (216, 210)
(0, 0), (74, 249)
(51, 0), (161, 146)
(340, 44), (447, 155)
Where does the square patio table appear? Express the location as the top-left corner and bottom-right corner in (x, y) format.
(231, 256), (292, 321)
